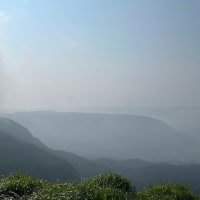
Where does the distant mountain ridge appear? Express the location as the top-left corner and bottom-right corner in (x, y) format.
(4, 111), (199, 162)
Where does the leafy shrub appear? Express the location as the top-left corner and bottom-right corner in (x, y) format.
(0, 172), (43, 198)
(138, 183), (199, 200)
(76, 173), (136, 200)
(33, 173), (136, 200)
(92, 173), (134, 192)
(30, 182), (79, 200)
(0, 172), (199, 200)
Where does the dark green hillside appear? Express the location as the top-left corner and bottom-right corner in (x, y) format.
(0, 117), (44, 148)
(0, 117), (103, 179)
(50, 149), (107, 178)
(0, 131), (78, 181)
(0, 118), (79, 181)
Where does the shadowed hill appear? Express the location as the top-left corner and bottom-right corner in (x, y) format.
(0, 118), (79, 181)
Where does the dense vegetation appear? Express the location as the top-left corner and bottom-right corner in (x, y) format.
(0, 172), (199, 200)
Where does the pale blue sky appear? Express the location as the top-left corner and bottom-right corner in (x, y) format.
(0, 0), (199, 110)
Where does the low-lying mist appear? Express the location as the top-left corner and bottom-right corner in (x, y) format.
(3, 111), (200, 163)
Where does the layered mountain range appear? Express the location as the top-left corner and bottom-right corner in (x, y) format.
(1, 112), (200, 193)
(4, 111), (200, 161)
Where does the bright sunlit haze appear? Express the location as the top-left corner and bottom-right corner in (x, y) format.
(0, 0), (199, 110)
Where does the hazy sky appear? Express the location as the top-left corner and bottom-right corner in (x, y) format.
(0, 0), (199, 110)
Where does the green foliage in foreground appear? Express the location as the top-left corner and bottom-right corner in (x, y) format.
(137, 183), (199, 200)
(0, 172), (199, 200)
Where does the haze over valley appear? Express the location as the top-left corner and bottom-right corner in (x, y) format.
(0, 0), (200, 196)
(2, 111), (200, 162)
